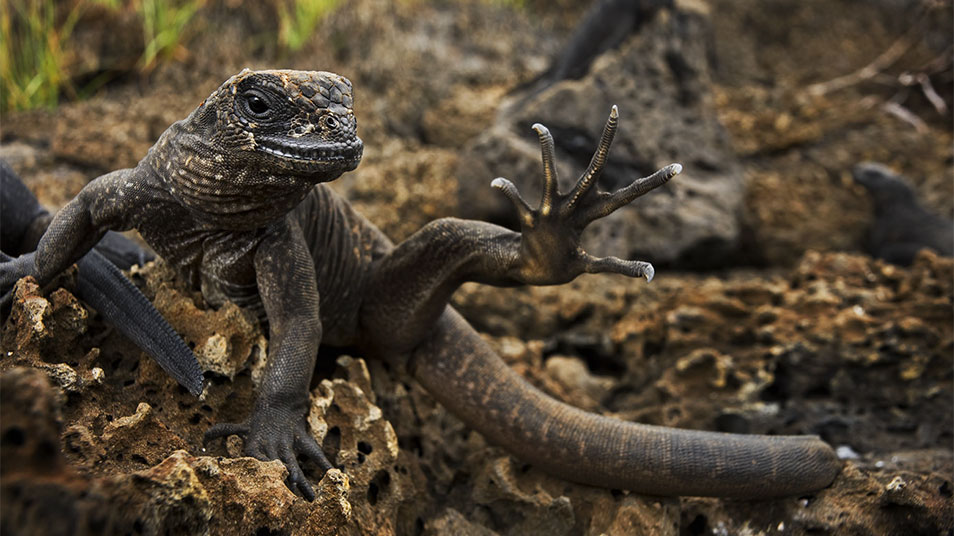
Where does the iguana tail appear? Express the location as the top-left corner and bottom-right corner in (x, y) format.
(409, 308), (840, 498)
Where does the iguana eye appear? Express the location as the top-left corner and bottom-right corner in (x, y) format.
(323, 115), (339, 130)
(248, 96), (268, 114)
(242, 91), (272, 118)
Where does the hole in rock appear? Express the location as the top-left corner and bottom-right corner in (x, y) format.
(323, 427), (341, 459)
(35, 440), (57, 459)
(367, 469), (391, 505)
(2, 427), (26, 447)
(686, 514), (707, 535)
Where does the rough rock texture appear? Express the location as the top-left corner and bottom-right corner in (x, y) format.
(456, 2), (744, 268)
(3, 248), (951, 535)
(2, 0), (952, 534)
(131, 260), (267, 382)
(1, 365), (353, 535)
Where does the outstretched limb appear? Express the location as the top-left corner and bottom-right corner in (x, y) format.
(490, 105), (681, 284)
(0, 169), (136, 308)
(360, 110), (838, 498)
(361, 106), (680, 353)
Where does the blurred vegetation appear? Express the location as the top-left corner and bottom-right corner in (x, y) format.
(0, 0), (558, 113)
(0, 0), (350, 113)
(0, 0), (84, 111)
(139, 0), (207, 72)
(1, 0), (208, 111)
(485, 0), (527, 9)
(276, 0), (339, 51)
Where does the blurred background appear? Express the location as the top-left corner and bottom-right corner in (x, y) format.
(1, 0), (951, 268)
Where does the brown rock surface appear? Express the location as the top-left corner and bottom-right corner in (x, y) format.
(3, 248), (950, 534)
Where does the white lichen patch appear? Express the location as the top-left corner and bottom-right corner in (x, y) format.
(23, 295), (51, 337)
(38, 362), (80, 392)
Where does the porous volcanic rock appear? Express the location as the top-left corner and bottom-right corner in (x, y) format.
(2, 250), (950, 535)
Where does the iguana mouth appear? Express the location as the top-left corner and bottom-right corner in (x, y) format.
(257, 136), (363, 167)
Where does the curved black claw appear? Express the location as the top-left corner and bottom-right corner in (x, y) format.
(491, 106), (680, 284)
(204, 411), (332, 501)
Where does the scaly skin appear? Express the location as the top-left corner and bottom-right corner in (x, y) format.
(0, 69), (840, 500)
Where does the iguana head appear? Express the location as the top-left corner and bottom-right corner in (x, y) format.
(852, 162), (916, 206)
(149, 69), (364, 228)
(203, 69), (363, 180)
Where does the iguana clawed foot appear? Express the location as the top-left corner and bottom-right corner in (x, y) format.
(204, 406), (333, 501)
(491, 106), (680, 285)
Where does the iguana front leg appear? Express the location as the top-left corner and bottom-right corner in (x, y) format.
(203, 218), (331, 501)
(0, 173), (123, 303)
(362, 107), (679, 353)
(489, 105), (679, 284)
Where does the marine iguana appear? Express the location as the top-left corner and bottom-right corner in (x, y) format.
(0, 69), (840, 500)
(852, 162), (953, 265)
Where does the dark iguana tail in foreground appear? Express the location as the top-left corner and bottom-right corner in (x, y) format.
(74, 250), (203, 395)
(413, 309), (840, 498)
